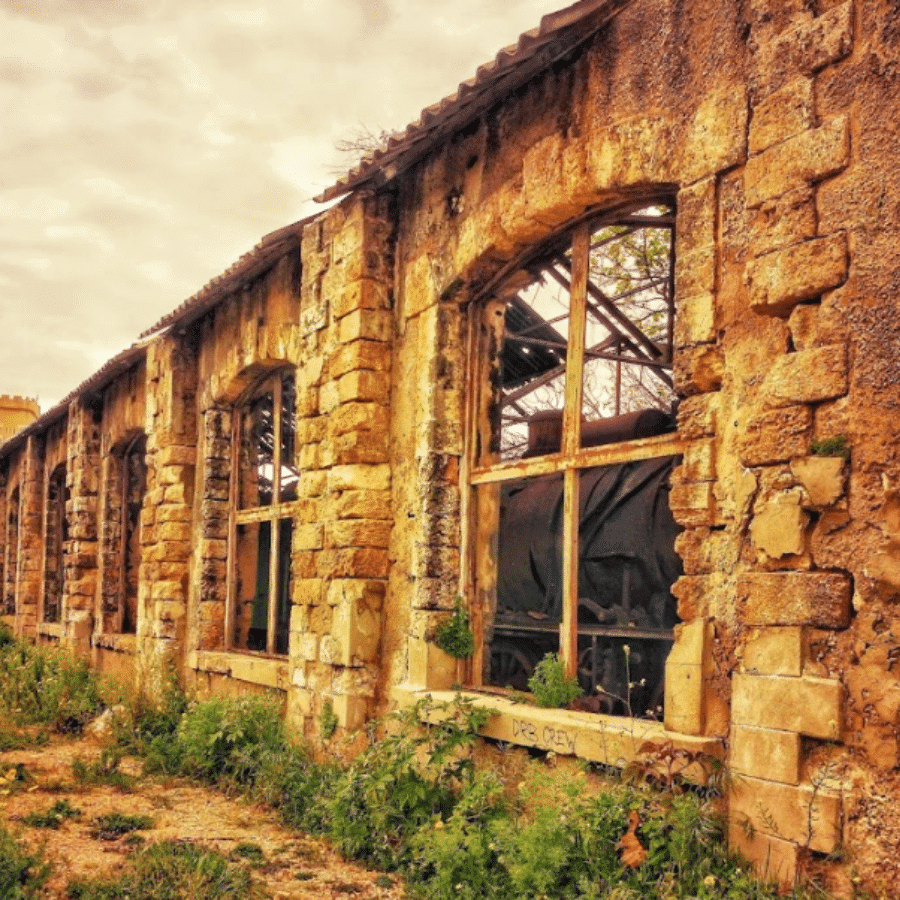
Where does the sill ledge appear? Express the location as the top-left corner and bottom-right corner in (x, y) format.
(398, 687), (723, 775)
(188, 650), (289, 691)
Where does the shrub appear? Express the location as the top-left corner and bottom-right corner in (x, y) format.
(0, 641), (105, 733)
(527, 653), (583, 708)
(146, 695), (287, 792)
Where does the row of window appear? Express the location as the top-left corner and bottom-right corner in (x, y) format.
(1, 200), (682, 720)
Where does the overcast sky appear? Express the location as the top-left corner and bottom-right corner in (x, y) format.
(0, 0), (555, 410)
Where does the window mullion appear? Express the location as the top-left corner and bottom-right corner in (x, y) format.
(560, 223), (589, 678)
(266, 378), (282, 654)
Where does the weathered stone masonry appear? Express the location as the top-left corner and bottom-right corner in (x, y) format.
(3, 0), (900, 894)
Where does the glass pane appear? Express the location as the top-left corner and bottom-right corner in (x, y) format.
(575, 458), (681, 717)
(275, 518), (293, 655)
(279, 373), (299, 503)
(239, 390), (274, 508)
(498, 267), (570, 461)
(486, 472), (564, 690)
(234, 520), (271, 651)
(581, 207), (676, 441)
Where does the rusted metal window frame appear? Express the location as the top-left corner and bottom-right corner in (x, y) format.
(461, 203), (683, 688)
(226, 369), (298, 658)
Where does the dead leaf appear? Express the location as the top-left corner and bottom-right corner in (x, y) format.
(616, 809), (647, 868)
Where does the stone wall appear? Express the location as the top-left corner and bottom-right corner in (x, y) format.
(2, 0), (900, 893)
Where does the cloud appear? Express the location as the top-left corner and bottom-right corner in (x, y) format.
(0, 0), (560, 407)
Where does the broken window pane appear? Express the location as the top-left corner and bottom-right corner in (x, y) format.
(279, 373), (299, 503)
(239, 390), (275, 508)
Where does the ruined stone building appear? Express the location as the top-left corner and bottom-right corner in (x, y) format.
(2, 0), (900, 890)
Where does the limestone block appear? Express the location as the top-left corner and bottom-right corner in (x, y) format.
(334, 489), (393, 520)
(338, 308), (392, 345)
(332, 277), (390, 320)
(664, 662), (704, 735)
(673, 345), (723, 396)
(328, 519), (392, 549)
(744, 117), (849, 208)
(674, 527), (728, 576)
(761, 345), (848, 408)
(589, 115), (677, 190)
(669, 481), (721, 527)
(731, 725), (801, 783)
(329, 464), (391, 493)
(738, 405), (812, 467)
(728, 822), (798, 888)
(732, 673), (842, 739)
(329, 340), (392, 379)
(674, 292), (716, 347)
(675, 248), (715, 299)
(749, 77), (813, 154)
(404, 253), (438, 320)
(679, 86), (749, 184)
(737, 571), (851, 628)
(729, 775), (842, 853)
(676, 392), (720, 439)
(765, 0), (854, 80)
(677, 439), (716, 483)
(676, 178), (716, 259)
(294, 524), (324, 552)
(407, 635), (458, 690)
(330, 694), (368, 731)
(331, 592), (382, 666)
(748, 233), (848, 317)
(791, 456), (846, 507)
(325, 579), (385, 610)
(750, 490), (808, 558)
(318, 547), (389, 579)
(742, 626), (803, 677)
(750, 188), (817, 257)
(522, 132), (587, 225)
(337, 370), (391, 405)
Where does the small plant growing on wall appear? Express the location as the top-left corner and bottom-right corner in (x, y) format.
(811, 435), (850, 459)
(527, 653), (583, 708)
(319, 699), (338, 739)
(434, 598), (475, 659)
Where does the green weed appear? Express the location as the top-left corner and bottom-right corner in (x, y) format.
(433, 598), (475, 659)
(91, 811), (154, 841)
(72, 749), (135, 790)
(66, 839), (263, 899)
(0, 639), (105, 733)
(527, 653), (583, 708)
(21, 799), (81, 829)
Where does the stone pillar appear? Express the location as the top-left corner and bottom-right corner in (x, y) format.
(13, 435), (44, 637)
(138, 334), (198, 694)
(288, 195), (394, 737)
(63, 398), (101, 655)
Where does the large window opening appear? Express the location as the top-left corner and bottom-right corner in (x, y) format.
(229, 370), (298, 656)
(468, 201), (683, 718)
(43, 464), (68, 623)
(100, 434), (147, 635)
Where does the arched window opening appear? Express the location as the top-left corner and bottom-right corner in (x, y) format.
(468, 200), (682, 719)
(229, 369), (297, 656)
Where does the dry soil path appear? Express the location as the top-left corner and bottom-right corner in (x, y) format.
(0, 734), (408, 900)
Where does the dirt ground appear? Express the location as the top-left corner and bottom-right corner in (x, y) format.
(0, 733), (408, 900)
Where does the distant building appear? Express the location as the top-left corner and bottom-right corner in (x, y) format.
(0, 396), (39, 445)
